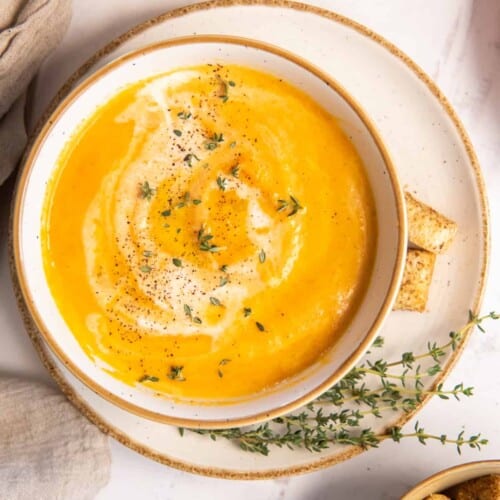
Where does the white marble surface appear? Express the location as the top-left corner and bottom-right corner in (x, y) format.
(1, 0), (500, 498)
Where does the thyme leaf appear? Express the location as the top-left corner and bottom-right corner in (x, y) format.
(139, 181), (155, 200)
(277, 195), (303, 216)
(168, 366), (186, 381)
(139, 375), (159, 383)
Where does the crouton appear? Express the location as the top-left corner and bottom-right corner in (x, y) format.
(394, 249), (436, 312)
(405, 192), (457, 254)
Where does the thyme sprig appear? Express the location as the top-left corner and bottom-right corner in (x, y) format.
(182, 311), (498, 456)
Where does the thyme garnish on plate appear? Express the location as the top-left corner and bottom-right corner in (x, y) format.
(180, 311), (499, 456)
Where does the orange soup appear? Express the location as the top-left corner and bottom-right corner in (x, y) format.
(42, 64), (376, 399)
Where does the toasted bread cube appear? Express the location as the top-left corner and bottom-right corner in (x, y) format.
(394, 249), (436, 312)
(405, 192), (457, 254)
(444, 474), (500, 500)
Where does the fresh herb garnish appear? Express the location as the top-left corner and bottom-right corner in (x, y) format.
(243, 307), (252, 317)
(172, 258), (182, 267)
(255, 321), (265, 332)
(184, 304), (202, 324)
(138, 375), (159, 383)
(216, 176), (227, 191)
(205, 132), (224, 150)
(259, 249), (266, 263)
(176, 192), (191, 209)
(143, 250), (153, 258)
(230, 164), (240, 178)
(217, 358), (231, 378)
(228, 80), (236, 87)
(140, 265), (152, 273)
(186, 311), (499, 456)
(177, 111), (191, 120)
(168, 366), (186, 381)
(198, 226), (222, 253)
(161, 209), (171, 217)
(173, 129), (182, 137)
(193, 199), (202, 205)
(184, 153), (200, 167)
(220, 265), (228, 272)
(277, 195), (303, 216)
(139, 181), (155, 200)
(219, 276), (229, 287)
(209, 296), (223, 307)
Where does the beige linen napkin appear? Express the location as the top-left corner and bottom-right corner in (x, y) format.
(0, 0), (71, 185)
(0, 378), (110, 500)
(1, 1), (112, 498)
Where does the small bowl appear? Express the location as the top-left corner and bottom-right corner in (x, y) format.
(402, 460), (500, 499)
(13, 35), (406, 428)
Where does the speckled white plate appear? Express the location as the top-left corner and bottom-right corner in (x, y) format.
(14, 0), (488, 479)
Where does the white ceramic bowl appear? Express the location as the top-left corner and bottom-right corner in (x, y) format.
(402, 460), (500, 499)
(13, 36), (406, 428)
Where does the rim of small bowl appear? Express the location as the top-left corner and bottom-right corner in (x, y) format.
(12, 34), (407, 429)
(401, 460), (500, 499)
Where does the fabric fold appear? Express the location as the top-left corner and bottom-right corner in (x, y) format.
(0, 0), (71, 184)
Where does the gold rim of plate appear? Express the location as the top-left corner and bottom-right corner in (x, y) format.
(9, 0), (489, 479)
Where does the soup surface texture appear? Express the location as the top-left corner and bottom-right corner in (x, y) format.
(42, 64), (377, 400)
